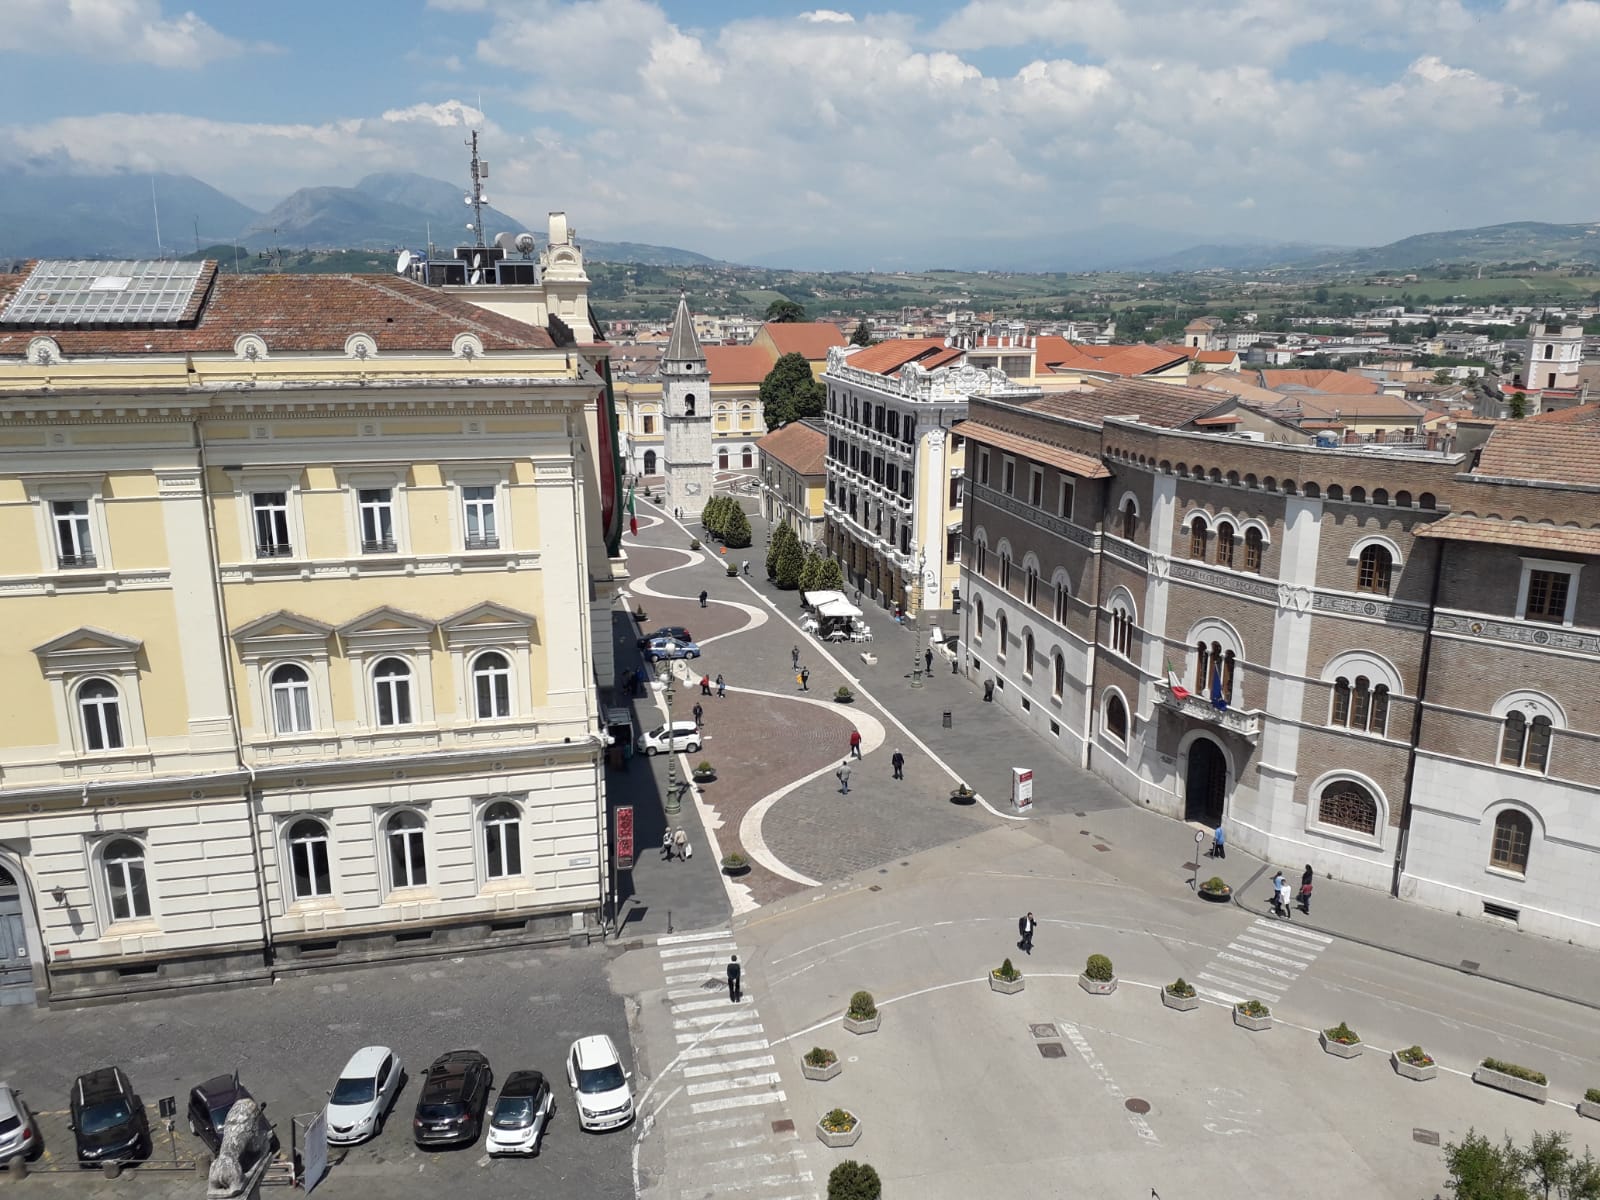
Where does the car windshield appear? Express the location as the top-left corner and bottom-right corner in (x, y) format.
(79, 1101), (131, 1134)
(209, 1106), (233, 1129)
(418, 1102), (464, 1121)
(0, 1115), (19, 1135)
(648, 726), (666, 740)
(492, 1097), (534, 1128)
(330, 1077), (374, 1105)
(576, 1064), (626, 1094)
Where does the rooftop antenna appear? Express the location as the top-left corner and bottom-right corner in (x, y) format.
(464, 129), (487, 248)
(151, 177), (164, 257)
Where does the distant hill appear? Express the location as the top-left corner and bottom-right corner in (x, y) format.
(1130, 241), (1346, 272)
(0, 171), (260, 259)
(1303, 220), (1600, 270)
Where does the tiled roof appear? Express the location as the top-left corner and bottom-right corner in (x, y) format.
(1527, 402), (1600, 425)
(955, 419), (1110, 478)
(705, 345), (775, 385)
(1474, 414), (1600, 486)
(1036, 340), (1188, 377)
(1416, 514), (1600, 555)
(839, 338), (952, 375)
(1256, 369), (1380, 395)
(1272, 392), (1425, 421)
(1027, 377), (1227, 430)
(1196, 350), (1238, 364)
(0, 267), (556, 357)
(756, 420), (827, 477)
(762, 321), (846, 360)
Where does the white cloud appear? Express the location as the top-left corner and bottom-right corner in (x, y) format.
(800, 9), (855, 21)
(0, 0), (253, 67)
(380, 100), (487, 127)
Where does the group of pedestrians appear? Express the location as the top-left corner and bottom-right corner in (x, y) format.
(698, 673), (726, 698)
(660, 827), (692, 861)
(1271, 865), (1314, 918)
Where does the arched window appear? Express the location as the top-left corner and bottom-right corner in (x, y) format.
(1329, 676), (1388, 735)
(1105, 693), (1129, 744)
(472, 651), (512, 720)
(1121, 499), (1137, 542)
(77, 678), (124, 751)
(1215, 522), (1235, 569)
(718, 448), (729, 469)
(1544, 343), (1553, 359)
(1243, 527), (1263, 573)
(1052, 652), (1065, 700)
(1188, 517), (1208, 560)
(1111, 607), (1134, 658)
(1499, 712), (1552, 772)
(270, 663), (313, 734)
(1022, 631), (1034, 677)
(742, 447), (753, 468)
(1356, 544), (1392, 594)
(1317, 781), (1378, 836)
(373, 657), (413, 727)
(999, 553), (1012, 592)
(683, 393), (697, 416)
(1195, 642), (1235, 702)
(386, 811), (427, 889)
(1024, 569), (1039, 608)
(483, 800), (522, 880)
(1490, 809), (1532, 874)
(974, 597), (985, 644)
(288, 818), (332, 900)
(643, 449), (657, 474)
(1052, 578), (1068, 624)
(997, 613), (1009, 662)
(103, 838), (150, 921)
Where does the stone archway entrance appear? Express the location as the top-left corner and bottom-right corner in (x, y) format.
(1184, 737), (1228, 827)
(0, 863), (36, 1007)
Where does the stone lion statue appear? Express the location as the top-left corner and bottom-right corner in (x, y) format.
(206, 1098), (268, 1198)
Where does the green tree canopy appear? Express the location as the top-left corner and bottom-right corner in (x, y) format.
(1445, 1128), (1600, 1200)
(774, 534), (805, 589)
(760, 352), (826, 428)
(767, 521), (796, 578)
(815, 555), (844, 591)
(765, 299), (807, 323)
(849, 319), (873, 346)
(723, 505), (752, 549)
(797, 548), (823, 594)
(827, 1160), (882, 1200)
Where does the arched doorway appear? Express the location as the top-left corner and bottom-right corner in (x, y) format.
(1184, 737), (1228, 826)
(0, 862), (37, 1006)
(642, 449), (657, 475)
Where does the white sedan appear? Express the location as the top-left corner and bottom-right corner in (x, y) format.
(639, 721), (702, 756)
(324, 1046), (403, 1145)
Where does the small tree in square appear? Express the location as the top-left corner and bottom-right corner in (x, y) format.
(774, 534), (806, 589)
(723, 504), (752, 549)
(827, 1160), (881, 1200)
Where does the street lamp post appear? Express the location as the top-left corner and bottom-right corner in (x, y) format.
(910, 543), (928, 689)
(658, 661), (681, 816)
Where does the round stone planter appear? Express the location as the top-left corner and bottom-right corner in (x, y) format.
(1199, 887), (1232, 903)
(1577, 1100), (1600, 1121)
(990, 972), (1025, 995)
(802, 1057), (841, 1083)
(721, 860), (751, 877)
(1233, 1008), (1272, 1032)
(1078, 974), (1117, 996)
(1161, 989), (1199, 1012)
(816, 1115), (862, 1149)
(1320, 1032), (1363, 1059)
(1391, 1052), (1438, 1081)
(950, 790), (977, 805)
(834, 694), (855, 704)
(843, 1013), (880, 1035)
(1473, 1064), (1548, 1104)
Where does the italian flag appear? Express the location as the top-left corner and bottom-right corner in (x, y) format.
(1165, 658), (1190, 701)
(626, 482), (637, 538)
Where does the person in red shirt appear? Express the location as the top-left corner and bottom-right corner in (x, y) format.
(849, 729), (862, 759)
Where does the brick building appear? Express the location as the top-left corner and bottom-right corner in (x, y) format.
(958, 385), (1600, 948)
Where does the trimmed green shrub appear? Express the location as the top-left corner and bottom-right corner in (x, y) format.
(1200, 876), (1229, 893)
(804, 1046), (837, 1068)
(1084, 954), (1114, 982)
(1585, 1087), (1600, 1105)
(1166, 977), (1196, 998)
(1236, 999), (1270, 1018)
(724, 505), (752, 549)
(1481, 1058), (1548, 1085)
(846, 990), (876, 1021)
(1324, 1022), (1361, 1045)
(994, 958), (1020, 982)
(820, 1108), (857, 1134)
(827, 1160), (881, 1200)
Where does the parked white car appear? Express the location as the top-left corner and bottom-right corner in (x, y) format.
(325, 1046), (402, 1145)
(0, 1083), (41, 1164)
(639, 721), (702, 756)
(565, 1035), (633, 1132)
(485, 1070), (554, 1157)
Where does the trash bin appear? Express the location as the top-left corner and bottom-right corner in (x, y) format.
(983, 679), (994, 702)
(942, 710), (952, 729)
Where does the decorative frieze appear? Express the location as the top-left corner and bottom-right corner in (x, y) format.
(1313, 593), (1431, 628)
(970, 482), (1096, 550)
(1168, 560), (1279, 603)
(1433, 613), (1600, 656)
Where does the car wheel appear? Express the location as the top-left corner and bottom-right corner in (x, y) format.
(645, 746), (658, 756)
(689, 740), (701, 753)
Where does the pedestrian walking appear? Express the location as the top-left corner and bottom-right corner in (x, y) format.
(1211, 823), (1226, 859)
(800, 667), (810, 691)
(742, 560), (750, 576)
(1271, 870), (1290, 919)
(891, 749), (905, 780)
(849, 729), (862, 759)
(1018, 911), (1036, 955)
(692, 701), (704, 730)
(634, 667), (645, 697)
(1299, 864), (1314, 915)
(835, 760), (852, 794)
(698, 589), (708, 608)
(673, 827), (689, 861)
(924, 647), (933, 675)
(727, 954), (742, 1003)
(700, 674), (712, 696)
(791, 645), (801, 669)
(715, 673), (726, 698)
(661, 830), (673, 861)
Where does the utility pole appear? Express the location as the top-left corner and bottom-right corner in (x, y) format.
(465, 130), (487, 248)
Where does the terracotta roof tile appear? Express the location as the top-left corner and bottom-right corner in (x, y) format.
(762, 321), (846, 360)
(1256, 368), (1380, 395)
(1196, 350), (1238, 363)
(756, 421), (827, 477)
(1475, 416), (1600, 486)
(705, 344), (775, 385)
(955, 420), (1110, 478)
(1026, 377), (1227, 430)
(839, 338), (951, 375)
(1416, 514), (1600, 555)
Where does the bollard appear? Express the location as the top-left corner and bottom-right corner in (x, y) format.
(942, 711), (952, 729)
(102, 1161), (121, 1179)
(10, 1157), (26, 1180)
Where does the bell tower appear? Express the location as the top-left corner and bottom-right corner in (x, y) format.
(661, 294), (715, 520)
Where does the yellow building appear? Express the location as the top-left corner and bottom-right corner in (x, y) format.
(756, 421), (827, 544)
(621, 343), (770, 479)
(0, 248), (618, 1005)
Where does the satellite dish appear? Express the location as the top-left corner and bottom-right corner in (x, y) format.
(514, 232), (536, 254)
(464, 196), (473, 205)
(396, 249), (412, 275)
(494, 231), (517, 250)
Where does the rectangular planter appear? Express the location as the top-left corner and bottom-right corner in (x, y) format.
(843, 1013), (880, 1035)
(816, 1118), (862, 1148)
(802, 1058), (841, 1082)
(1078, 975), (1117, 995)
(1320, 1032), (1363, 1059)
(1161, 989), (1199, 1012)
(1578, 1100), (1600, 1121)
(1391, 1052), (1438, 1081)
(1473, 1065), (1548, 1104)
(990, 973), (1025, 994)
(1233, 1009), (1272, 1031)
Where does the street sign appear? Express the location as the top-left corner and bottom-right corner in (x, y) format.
(157, 1096), (176, 1120)
(1011, 768), (1033, 813)
(616, 805), (635, 867)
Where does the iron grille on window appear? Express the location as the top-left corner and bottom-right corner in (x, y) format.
(1318, 783), (1378, 836)
(464, 534), (501, 550)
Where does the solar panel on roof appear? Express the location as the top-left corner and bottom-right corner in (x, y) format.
(1, 260), (206, 326)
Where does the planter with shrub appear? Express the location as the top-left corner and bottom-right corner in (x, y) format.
(826, 1160), (881, 1200)
(692, 761), (717, 783)
(990, 958), (1024, 995)
(1198, 876), (1232, 903)
(1391, 1045), (1437, 1082)
(1320, 1022), (1363, 1059)
(950, 783), (977, 804)
(802, 1046), (841, 1083)
(689, 538), (701, 550)
(1162, 978), (1199, 1012)
(720, 852), (750, 876)
(1579, 1087), (1600, 1121)
(843, 990), (880, 1035)
(834, 686), (854, 704)
(725, 562), (739, 577)
(1233, 999), (1272, 1031)
(816, 1107), (862, 1149)
(1473, 1057), (1548, 1103)
(1078, 953), (1117, 995)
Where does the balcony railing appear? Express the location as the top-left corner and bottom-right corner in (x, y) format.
(1154, 682), (1261, 740)
(464, 535), (501, 551)
(56, 552), (98, 569)
(361, 538), (398, 554)
(256, 542), (294, 559)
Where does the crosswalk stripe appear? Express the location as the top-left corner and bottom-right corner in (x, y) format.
(696, 1148), (808, 1173)
(662, 955), (738, 972)
(672, 996), (745, 1014)
(666, 972), (716, 986)
(685, 1072), (782, 1098)
(690, 1090), (788, 1116)
(1250, 919), (1332, 946)
(1241, 926), (1322, 956)
(680, 1038), (770, 1061)
(1216, 951), (1300, 982)
(676, 1024), (764, 1045)
(1197, 970), (1281, 1002)
(657, 928), (734, 947)
(1193, 982), (1244, 1004)
(660, 943), (737, 960)
(683, 1055), (777, 1079)
(667, 986), (723, 1000)
(672, 1113), (771, 1137)
(1231, 936), (1312, 967)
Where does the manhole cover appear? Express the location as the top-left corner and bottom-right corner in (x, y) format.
(1029, 1023), (1059, 1039)
(1124, 1098), (1151, 1115)
(1182, 862), (1199, 871)
(1459, 960), (1480, 972)
(772, 1119), (795, 1134)
(1037, 1042), (1067, 1059)
(868, 885), (881, 892)
(1413, 1129), (1440, 1146)
(1093, 844), (1110, 852)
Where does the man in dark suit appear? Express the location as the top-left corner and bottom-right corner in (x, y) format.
(1018, 912), (1036, 955)
(727, 954), (742, 1002)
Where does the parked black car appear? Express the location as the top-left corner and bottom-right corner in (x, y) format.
(69, 1067), (150, 1167)
(412, 1051), (492, 1147)
(636, 625), (692, 649)
(187, 1074), (276, 1157)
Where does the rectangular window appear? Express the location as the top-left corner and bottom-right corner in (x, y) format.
(1058, 480), (1074, 520)
(358, 488), (395, 553)
(1523, 569), (1570, 624)
(463, 486), (499, 549)
(51, 499), (96, 568)
(1028, 468), (1043, 507)
(642, 415), (655, 434)
(979, 451), (990, 485)
(949, 477), (963, 508)
(947, 529), (961, 562)
(1003, 459), (1016, 496)
(252, 492), (291, 557)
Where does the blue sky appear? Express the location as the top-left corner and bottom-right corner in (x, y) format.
(3, 0), (1598, 266)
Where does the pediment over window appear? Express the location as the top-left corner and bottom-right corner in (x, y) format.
(439, 601), (538, 647)
(338, 606), (437, 650)
(232, 611), (336, 659)
(33, 626), (143, 675)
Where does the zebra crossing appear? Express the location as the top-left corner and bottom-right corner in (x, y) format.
(1194, 917), (1333, 1006)
(652, 928), (814, 1200)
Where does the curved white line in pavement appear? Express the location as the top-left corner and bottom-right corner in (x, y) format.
(623, 518), (768, 645)
(732, 689), (888, 887)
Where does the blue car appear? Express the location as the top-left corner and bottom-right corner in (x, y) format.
(644, 637), (701, 662)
